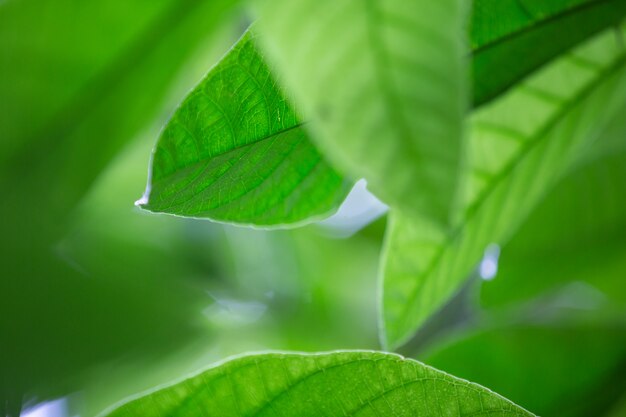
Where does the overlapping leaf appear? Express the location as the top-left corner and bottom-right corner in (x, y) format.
(103, 351), (534, 417)
(140, 31), (350, 226)
(254, 0), (467, 225)
(471, 0), (626, 106)
(382, 27), (626, 349)
(481, 127), (626, 308)
(144, 0), (626, 227)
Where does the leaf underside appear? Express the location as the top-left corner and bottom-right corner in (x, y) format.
(382, 26), (626, 349)
(103, 351), (534, 417)
(141, 31), (350, 226)
(255, 0), (466, 226)
(140, 0), (626, 226)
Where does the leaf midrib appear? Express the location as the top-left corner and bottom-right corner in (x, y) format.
(153, 122), (305, 184)
(165, 354), (531, 417)
(470, 0), (609, 56)
(390, 51), (626, 341)
(153, 132), (324, 218)
(167, 357), (374, 416)
(363, 0), (423, 164)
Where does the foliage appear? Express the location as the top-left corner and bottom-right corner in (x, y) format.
(381, 27), (626, 348)
(2, 0), (625, 416)
(140, 31), (350, 226)
(103, 352), (533, 417)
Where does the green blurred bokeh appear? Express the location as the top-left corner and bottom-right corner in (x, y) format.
(1, 1), (625, 416)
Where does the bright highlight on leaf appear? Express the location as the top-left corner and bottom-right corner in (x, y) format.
(255, 0), (467, 226)
(102, 351), (534, 417)
(139, 31), (350, 226)
(381, 26), (626, 349)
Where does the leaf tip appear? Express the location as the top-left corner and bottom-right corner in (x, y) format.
(134, 187), (151, 209)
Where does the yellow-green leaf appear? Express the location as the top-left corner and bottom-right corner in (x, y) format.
(382, 27), (626, 349)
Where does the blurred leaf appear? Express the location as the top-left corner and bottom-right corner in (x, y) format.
(1, 0), (179, 161)
(0, 0), (241, 230)
(381, 27), (626, 349)
(103, 351), (534, 417)
(423, 323), (626, 417)
(471, 0), (626, 106)
(141, 31), (350, 226)
(142, 0), (626, 227)
(605, 393), (626, 417)
(49, 132), (383, 415)
(0, 0), (242, 407)
(254, 0), (467, 225)
(481, 125), (626, 309)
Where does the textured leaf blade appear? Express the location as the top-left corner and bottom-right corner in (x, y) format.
(254, 0), (467, 225)
(141, 31), (350, 226)
(382, 27), (626, 349)
(102, 351), (534, 417)
(144, 0), (626, 226)
(471, 0), (626, 106)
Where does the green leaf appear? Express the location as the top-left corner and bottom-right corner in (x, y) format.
(471, 0), (626, 107)
(254, 0), (467, 225)
(140, 31), (350, 226)
(143, 0), (626, 226)
(605, 394), (626, 417)
(481, 129), (626, 309)
(423, 323), (626, 417)
(381, 27), (626, 349)
(102, 351), (534, 417)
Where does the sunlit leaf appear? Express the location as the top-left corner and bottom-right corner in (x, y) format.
(381, 27), (626, 349)
(57, 135), (383, 416)
(254, 0), (467, 225)
(145, 0), (626, 226)
(103, 351), (534, 417)
(481, 126), (626, 308)
(140, 31), (350, 226)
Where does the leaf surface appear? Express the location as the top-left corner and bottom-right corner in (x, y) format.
(481, 127), (626, 308)
(254, 0), (467, 225)
(145, 0), (626, 225)
(471, 0), (626, 106)
(141, 31), (350, 226)
(103, 351), (534, 417)
(381, 27), (626, 349)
